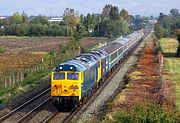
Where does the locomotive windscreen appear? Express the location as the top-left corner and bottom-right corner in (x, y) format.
(54, 73), (65, 80)
(67, 73), (79, 80)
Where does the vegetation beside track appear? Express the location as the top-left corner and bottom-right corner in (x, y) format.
(159, 38), (180, 111)
(98, 36), (179, 123)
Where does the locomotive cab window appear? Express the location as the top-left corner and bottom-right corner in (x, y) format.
(67, 73), (79, 80)
(54, 73), (65, 80)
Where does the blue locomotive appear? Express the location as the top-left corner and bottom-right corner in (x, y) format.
(51, 30), (145, 110)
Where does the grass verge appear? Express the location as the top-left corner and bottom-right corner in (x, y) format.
(159, 38), (180, 111)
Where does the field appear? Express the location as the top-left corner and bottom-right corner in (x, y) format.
(0, 37), (107, 53)
(159, 38), (180, 110)
(0, 54), (44, 73)
(0, 37), (107, 72)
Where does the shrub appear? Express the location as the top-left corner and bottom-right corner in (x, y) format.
(109, 103), (178, 123)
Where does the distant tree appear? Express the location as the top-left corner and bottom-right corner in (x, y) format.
(29, 23), (48, 36)
(109, 6), (119, 20)
(16, 23), (29, 36)
(170, 9), (179, 17)
(82, 13), (97, 36)
(0, 28), (5, 36)
(63, 8), (80, 36)
(107, 17), (128, 38)
(159, 13), (165, 21)
(47, 24), (66, 36)
(10, 12), (23, 24)
(120, 8), (129, 22)
(30, 15), (49, 25)
(21, 12), (29, 23)
(102, 4), (113, 20)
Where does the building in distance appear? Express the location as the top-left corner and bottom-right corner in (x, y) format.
(48, 17), (63, 22)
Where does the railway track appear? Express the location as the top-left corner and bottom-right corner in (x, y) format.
(0, 88), (51, 123)
(41, 36), (147, 123)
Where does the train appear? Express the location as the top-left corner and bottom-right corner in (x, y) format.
(51, 29), (147, 110)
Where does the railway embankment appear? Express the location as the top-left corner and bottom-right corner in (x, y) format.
(98, 37), (179, 122)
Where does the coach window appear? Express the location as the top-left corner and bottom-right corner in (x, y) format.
(54, 73), (65, 80)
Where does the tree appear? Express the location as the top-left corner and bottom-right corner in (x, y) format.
(30, 15), (49, 25)
(63, 8), (80, 36)
(29, 23), (48, 36)
(10, 12), (23, 24)
(16, 23), (29, 36)
(170, 9), (179, 17)
(47, 24), (66, 36)
(107, 17), (128, 38)
(120, 9), (129, 22)
(70, 24), (84, 57)
(102, 4), (113, 20)
(109, 6), (119, 20)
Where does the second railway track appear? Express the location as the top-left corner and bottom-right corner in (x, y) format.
(0, 88), (51, 123)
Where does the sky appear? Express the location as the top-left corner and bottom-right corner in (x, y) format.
(0, 0), (180, 17)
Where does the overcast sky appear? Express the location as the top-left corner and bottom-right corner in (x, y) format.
(0, 0), (180, 17)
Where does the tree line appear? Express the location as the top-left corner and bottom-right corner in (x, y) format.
(154, 8), (180, 57)
(155, 9), (180, 39)
(0, 4), (147, 38)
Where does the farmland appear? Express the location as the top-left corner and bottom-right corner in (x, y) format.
(159, 38), (180, 111)
(0, 37), (107, 53)
(0, 37), (107, 73)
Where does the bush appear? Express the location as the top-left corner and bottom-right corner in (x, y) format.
(109, 103), (178, 123)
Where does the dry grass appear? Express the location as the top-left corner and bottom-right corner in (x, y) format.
(159, 38), (178, 54)
(160, 38), (180, 111)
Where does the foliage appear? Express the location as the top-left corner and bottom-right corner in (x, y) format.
(108, 103), (178, 123)
(63, 8), (80, 36)
(91, 5), (129, 38)
(29, 23), (48, 36)
(0, 6), (145, 37)
(155, 8), (180, 39)
(120, 8), (129, 22)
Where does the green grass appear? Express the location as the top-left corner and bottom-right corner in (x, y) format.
(159, 38), (180, 111)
